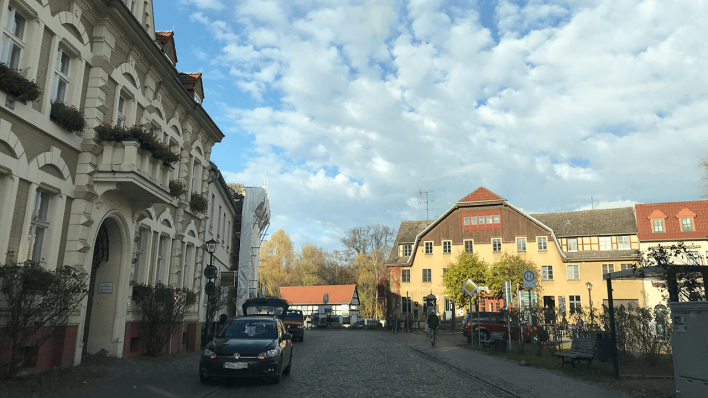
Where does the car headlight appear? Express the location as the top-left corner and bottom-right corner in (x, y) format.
(297, 325), (304, 329)
(203, 348), (216, 359)
(258, 347), (281, 359)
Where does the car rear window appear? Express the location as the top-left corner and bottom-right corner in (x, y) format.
(283, 310), (303, 320)
(219, 319), (277, 339)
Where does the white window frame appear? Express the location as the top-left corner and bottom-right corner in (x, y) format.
(492, 238), (501, 252)
(463, 216), (469, 225)
(602, 263), (614, 275)
(517, 237), (526, 252)
(617, 236), (630, 250)
(486, 215), (492, 224)
(569, 295), (582, 314)
(422, 269), (431, 283)
(2, 6), (26, 70)
(464, 240), (473, 253)
(470, 216), (477, 225)
(599, 236), (612, 251)
(403, 244), (411, 257)
(567, 238), (578, 252)
(478, 215), (485, 225)
(401, 269), (410, 283)
(681, 217), (693, 232)
(652, 218), (664, 233)
(26, 190), (51, 263)
(116, 94), (127, 127)
(493, 214), (500, 224)
(537, 237), (547, 251)
(567, 264), (579, 280)
(542, 265), (553, 280)
(424, 241), (433, 254)
(620, 263), (633, 271)
(442, 240), (451, 254)
(155, 235), (168, 284)
(51, 48), (71, 103)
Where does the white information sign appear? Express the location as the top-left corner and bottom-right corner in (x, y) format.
(462, 279), (477, 295)
(522, 270), (536, 289)
(97, 282), (113, 294)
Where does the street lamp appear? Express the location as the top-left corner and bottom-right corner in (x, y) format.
(204, 239), (218, 341)
(586, 281), (593, 329)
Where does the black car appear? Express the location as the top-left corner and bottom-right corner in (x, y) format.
(199, 297), (294, 384)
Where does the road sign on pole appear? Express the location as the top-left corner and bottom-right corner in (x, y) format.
(462, 279), (477, 295)
(522, 270), (536, 289)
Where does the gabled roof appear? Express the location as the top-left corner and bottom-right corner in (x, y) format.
(155, 31), (178, 65)
(458, 187), (505, 203)
(280, 285), (357, 305)
(177, 72), (204, 101)
(635, 201), (708, 241)
(387, 220), (434, 266)
(531, 207), (637, 237)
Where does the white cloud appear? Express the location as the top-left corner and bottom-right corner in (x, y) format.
(179, 0), (224, 10)
(180, 0), (708, 250)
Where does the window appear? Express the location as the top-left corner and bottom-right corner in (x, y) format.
(681, 217), (694, 232)
(422, 269), (431, 282)
(155, 235), (168, 284)
(492, 238), (501, 252)
(652, 218), (664, 233)
(26, 190), (51, 262)
(463, 216), (469, 225)
(464, 240), (473, 253)
(517, 238), (526, 252)
(2, 6), (26, 70)
(403, 244), (411, 257)
(567, 265), (579, 280)
(486, 215), (492, 224)
(443, 241), (451, 254)
(401, 269), (410, 283)
(542, 266), (553, 280)
(217, 205), (222, 237)
(599, 236), (612, 251)
(567, 238), (577, 252)
(51, 49), (71, 103)
(478, 216), (485, 225)
(117, 95), (127, 127)
(537, 237), (547, 251)
(191, 161), (199, 194)
(470, 216), (477, 225)
(132, 228), (148, 283)
(617, 236), (630, 250)
(602, 264), (615, 275)
(209, 194), (215, 228)
(493, 214), (500, 224)
(569, 295), (582, 314)
(620, 263), (633, 271)
(688, 251), (700, 265)
(424, 241), (432, 254)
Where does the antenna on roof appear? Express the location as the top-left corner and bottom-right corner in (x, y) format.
(419, 190), (434, 221)
(591, 196), (594, 210)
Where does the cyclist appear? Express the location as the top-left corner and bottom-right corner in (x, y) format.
(427, 311), (440, 345)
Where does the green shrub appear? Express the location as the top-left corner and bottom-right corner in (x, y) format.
(94, 123), (180, 165)
(0, 63), (41, 102)
(50, 102), (86, 133)
(189, 192), (208, 214)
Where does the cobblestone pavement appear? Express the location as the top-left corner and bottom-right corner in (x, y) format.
(38, 329), (522, 398)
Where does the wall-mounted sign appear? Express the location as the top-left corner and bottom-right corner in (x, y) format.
(98, 282), (113, 294)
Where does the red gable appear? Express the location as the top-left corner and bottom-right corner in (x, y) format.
(636, 201), (708, 241)
(458, 187), (505, 203)
(155, 31), (177, 65)
(280, 285), (356, 305)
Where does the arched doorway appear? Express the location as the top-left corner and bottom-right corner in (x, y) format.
(82, 218), (125, 355)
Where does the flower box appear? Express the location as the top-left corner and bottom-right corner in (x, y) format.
(94, 123), (180, 165)
(189, 192), (208, 214)
(169, 180), (186, 197)
(0, 63), (41, 103)
(50, 101), (86, 133)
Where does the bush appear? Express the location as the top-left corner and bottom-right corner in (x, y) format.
(94, 123), (180, 165)
(0, 63), (41, 102)
(50, 102), (86, 133)
(0, 263), (88, 378)
(131, 283), (197, 357)
(168, 180), (186, 197)
(189, 192), (208, 214)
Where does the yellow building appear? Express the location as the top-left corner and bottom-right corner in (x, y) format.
(387, 187), (645, 319)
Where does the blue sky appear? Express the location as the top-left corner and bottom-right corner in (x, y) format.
(156, 0), (708, 251)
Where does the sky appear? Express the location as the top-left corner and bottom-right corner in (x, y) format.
(155, 0), (708, 252)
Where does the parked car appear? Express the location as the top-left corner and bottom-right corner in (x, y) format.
(199, 297), (293, 384)
(282, 309), (305, 341)
(462, 312), (548, 343)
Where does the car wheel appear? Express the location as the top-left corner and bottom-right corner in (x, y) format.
(529, 333), (541, 344)
(199, 367), (211, 384)
(283, 349), (293, 375)
(271, 360), (283, 384)
(478, 330), (490, 341)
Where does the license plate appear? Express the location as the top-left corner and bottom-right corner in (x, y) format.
(224, 362), (247, 369)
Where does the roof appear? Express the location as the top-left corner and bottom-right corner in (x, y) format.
(458, 187), (505, 203)
(279, 285), (356, 305)
(155, 31), (178, 65)
(177, 72), (204, 100)
(531, 207), (637, 237)
(635, 201), (708, 241)
(387, 220), (434, 266)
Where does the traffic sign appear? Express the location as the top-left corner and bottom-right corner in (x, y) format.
(523, 270), (536, 289)
(205, 281), (216, 295)
(478, 286), (489, 292)
(204, 265), (218, 279)
(462, 279), (477, 295)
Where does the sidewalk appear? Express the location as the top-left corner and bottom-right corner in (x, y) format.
(392, 331), (636, 398)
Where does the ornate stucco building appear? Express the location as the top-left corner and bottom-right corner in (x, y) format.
(0, 0), (227, 370)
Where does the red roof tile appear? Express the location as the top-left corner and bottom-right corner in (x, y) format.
(458, 187), (505, 203)
(280, 285), (356, 305)
(636, 201), (708, 241)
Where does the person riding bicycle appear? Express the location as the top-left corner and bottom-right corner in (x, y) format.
(427, 311), (440, 332)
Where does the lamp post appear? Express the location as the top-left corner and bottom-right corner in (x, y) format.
(204, 239), (217, 340)
(586, 281), (593, 329)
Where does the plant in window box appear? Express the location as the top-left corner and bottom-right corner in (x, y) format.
(0, 63), (41, 103)
(189, 192), (208, 214)
(169, 179), (186, 197)
(50, 101), (86, 133)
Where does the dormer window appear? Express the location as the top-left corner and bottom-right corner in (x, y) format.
(652, 218), (664, 233)
(681, 217), (693, 232)
(194, 93), (202, 104)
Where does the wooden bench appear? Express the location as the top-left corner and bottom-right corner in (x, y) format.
(480, 332), (506, 348)
(554, 338), (597, 367)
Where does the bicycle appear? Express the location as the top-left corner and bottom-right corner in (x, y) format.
(430, 327), (436, 346)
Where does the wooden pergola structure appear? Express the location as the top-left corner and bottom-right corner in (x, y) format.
(603, 265), (708, 379)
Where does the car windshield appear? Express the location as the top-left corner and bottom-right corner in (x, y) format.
(282, 310), (303, 320)
(218, 319), (278, 339)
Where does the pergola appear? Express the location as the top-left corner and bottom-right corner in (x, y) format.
(603, 265), (708, 378)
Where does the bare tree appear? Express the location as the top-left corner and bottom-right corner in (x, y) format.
(340, 226), (371, 255)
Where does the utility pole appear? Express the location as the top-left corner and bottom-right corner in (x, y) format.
(419, 190), (434, 221)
